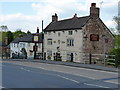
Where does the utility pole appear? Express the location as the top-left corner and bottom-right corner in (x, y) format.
(42, 20), (44, 60)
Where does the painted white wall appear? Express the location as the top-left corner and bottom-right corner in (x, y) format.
(10, 42), (42, 59)
(44, 28), (84, 63)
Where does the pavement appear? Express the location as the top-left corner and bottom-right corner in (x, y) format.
(2, 59), (119, 72)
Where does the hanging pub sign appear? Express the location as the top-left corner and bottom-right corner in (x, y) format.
(33, 35), (39, 42)
(90, 34), (99, 41)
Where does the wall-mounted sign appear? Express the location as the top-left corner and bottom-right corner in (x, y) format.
(34, 35), (38, 42)
(90, 34), (99, 41)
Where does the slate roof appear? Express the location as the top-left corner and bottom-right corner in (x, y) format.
(11, 33), (43, 43)
(44, 16), (90, 31)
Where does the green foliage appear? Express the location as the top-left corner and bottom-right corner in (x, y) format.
(0, 32), (7, 42)
(114, 35), (120, 48)
(27, 30), (31, 34)
(110, 48), (120, 55)
(13, 30), (26, 39)
(6, 31), (14, 44)
(110, 48), (120, 66)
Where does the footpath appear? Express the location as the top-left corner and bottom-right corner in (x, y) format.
(2, 59), (119, 72)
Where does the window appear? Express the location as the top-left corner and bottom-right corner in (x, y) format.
(58, 32), (60, 36)
(48, 32), (51, 35)
(47, 39), (52, 45)
(17, 44), (18, 48)
(58, 40), (60, 44)
(67, 39), (74, 46)
(68, 31), (73, 35)
(44, 32), (47, 34)
(38, 43), (41, 48)
(28, 43), (30, 47)
(67, 52), (71, 60)
(47, 50), (52, 57)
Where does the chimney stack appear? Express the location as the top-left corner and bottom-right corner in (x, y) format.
(90, 3), (100, 19)
(52, 13), (58, 22)
(37, 27), (39, 33)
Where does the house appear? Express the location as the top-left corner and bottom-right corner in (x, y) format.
(44, 3), (114, 63)
(10, 29), (43, 59)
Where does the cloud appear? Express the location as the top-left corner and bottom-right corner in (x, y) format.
(0, 0), (118, 33)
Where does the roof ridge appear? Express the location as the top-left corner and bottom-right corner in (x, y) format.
(57, 16), (90, 22)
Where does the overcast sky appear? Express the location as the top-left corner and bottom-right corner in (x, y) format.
(0, 0), (119, 33)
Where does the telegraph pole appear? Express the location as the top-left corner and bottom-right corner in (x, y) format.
(42, 20), (44, 60)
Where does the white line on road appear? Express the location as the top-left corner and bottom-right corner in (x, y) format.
(20, 67), (30, 72)
(57, 75), (79, 83)
(104, 80), (118, 84)
(84, 83), (110, 88)
(52, 64), (118, 74)
(0, 86), (5, 88)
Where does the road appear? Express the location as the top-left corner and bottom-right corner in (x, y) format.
(1, 60), (119, 88)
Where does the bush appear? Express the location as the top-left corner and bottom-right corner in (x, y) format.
(109, 48), (120, 66)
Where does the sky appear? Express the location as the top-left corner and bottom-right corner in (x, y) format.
(0, 0), (119, 33)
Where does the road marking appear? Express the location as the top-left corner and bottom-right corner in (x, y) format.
(104, 80), (118, 84)
(20, 67), (30, 72)
(84, 83), (110, 88)
(0, 86), (5, 88)
(57, 75), (79, 83)
(37, 63), (118, 74)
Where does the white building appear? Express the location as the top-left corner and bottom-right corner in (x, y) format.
(10, 33), (43, 59)
(44, 3), (114, 63)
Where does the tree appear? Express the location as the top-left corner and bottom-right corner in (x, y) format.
(6, 31), (14, 45)
(113, 16), (120, 33)
(0, 25), (8, 31)
(113, 16), (120, 48)
(13, 30), (26, 39)
(27, 30), (31, 34)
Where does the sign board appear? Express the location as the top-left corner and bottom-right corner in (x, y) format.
(90, 34), (99, 41)
(34, 35), (38, 42)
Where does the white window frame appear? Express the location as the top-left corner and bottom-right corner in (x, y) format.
(67, 39), (74, 46)
(68, 31), (73, 35)
(47, 39), (52, 45)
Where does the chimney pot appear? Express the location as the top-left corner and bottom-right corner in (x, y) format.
(91, 3), (96, 7)
(73, 13), (77, 18)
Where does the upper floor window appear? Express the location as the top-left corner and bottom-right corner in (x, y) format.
(68, 31), (73, 35)
(47, 39), (52, 45)
(58, 32), (60, 36)
(44, 32), (47, 34)
(48, 32), (51, 35)
(58, 40), (60, 44)
(67, 39), (74, 46)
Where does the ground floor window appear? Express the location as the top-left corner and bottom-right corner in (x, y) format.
(47, 50), (52, 60)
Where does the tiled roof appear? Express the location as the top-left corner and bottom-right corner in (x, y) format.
(44, 16), (90, 31)
(11, 33), (43, 43)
